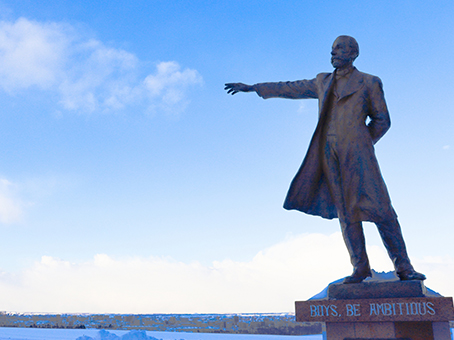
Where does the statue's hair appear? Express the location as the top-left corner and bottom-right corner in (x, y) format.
(337, 35), (359, 59)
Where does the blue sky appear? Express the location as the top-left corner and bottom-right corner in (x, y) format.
(0, 0), (453, 313)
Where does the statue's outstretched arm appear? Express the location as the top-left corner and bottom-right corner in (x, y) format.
(224, 83), (255, 95)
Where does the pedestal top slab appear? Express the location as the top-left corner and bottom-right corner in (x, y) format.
(328, 280), (440, 300)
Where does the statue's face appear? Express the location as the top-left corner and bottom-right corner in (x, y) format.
(331, 37), (355, 69)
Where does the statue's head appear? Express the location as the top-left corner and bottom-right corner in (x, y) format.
(331, 35), (359, 69)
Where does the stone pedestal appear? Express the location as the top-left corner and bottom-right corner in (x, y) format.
(295, 281), (454, 340)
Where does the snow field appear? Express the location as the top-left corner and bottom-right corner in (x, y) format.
(0, 327), (322, 340)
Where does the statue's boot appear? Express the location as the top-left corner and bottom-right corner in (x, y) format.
(376, 219), (426, 281)
(341, 221), (372, 284)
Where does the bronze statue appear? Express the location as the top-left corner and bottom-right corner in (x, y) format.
(225, 36), (425, 284)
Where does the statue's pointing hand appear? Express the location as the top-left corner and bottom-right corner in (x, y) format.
(224, 83), (255, 95)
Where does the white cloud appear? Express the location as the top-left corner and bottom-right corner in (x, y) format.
(0, 18), (202, 113)
(1, 232), (449, 314)
(0, 18), (68, 91)
(144, 61), (203, 113)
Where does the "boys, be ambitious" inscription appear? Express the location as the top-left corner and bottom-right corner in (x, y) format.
(295, 297), (454, 323)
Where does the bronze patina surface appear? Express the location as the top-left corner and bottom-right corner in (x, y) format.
(225, 36), (425, 283)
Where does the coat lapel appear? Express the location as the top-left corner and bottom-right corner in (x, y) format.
(319, 73), (335, 118)
(339, 67), (364, 100)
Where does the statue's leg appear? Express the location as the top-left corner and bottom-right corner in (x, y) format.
(322, 136), (347, 220)
(322, 136), (371, 283)
(376, 219), (425, 280)
(375, 219), (413, 273)
(340, 221), (371, 283)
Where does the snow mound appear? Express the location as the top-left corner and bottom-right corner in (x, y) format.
(76, 329), (161, 340)
(309, 270), (441, 300)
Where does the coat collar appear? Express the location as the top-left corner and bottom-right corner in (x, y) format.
(318, 68), (364, 120)
(337, 67), (364, 100)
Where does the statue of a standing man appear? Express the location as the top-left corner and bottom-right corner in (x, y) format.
(225, 36), (425, 284)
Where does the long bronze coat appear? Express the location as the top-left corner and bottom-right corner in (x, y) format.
(254, 68), (397, 224)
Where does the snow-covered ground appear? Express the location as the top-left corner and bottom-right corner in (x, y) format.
(0, 328), (322, 340)
(0, 327), (452, 340)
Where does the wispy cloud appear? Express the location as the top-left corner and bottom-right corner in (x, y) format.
(0, 178), (23, 224)
(297, 100), (318, 115)
(144, 61), (203, 114)
(0, 174), (78, 226)
(1, 232), (448, 314)
(0, 18), (202, 114)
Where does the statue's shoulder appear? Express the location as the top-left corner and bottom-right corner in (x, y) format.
(355, 69), (383, 85)
(315, 72), (333, 83)
(316, 72), (332, 79)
